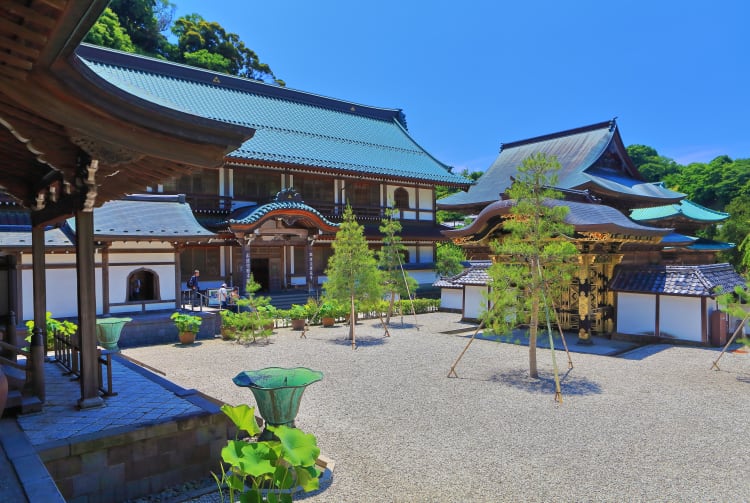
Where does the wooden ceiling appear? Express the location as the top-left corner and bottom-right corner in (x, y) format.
(0, 0), (254, 225)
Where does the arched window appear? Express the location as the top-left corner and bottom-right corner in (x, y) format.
(393, 188), (409, 212)
(127, 268), (160, 302)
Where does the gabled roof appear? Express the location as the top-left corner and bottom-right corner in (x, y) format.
(229, 201), (338, 232)
(68, 194), (215, 240)
(433, 261), (492, 287)
(438, 119), (684, 209)
(609, 263), (745, 297)
(77, 44), (469, 187)
(630, 199), (729, 224)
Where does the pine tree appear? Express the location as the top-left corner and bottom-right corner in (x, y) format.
(325, 205), (382, 347)
(378, 207), (418, 324)
(485, 153), (578, 378)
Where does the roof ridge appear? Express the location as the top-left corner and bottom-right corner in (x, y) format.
(500, 119), (616, 151)
(77, 43), (408, 127)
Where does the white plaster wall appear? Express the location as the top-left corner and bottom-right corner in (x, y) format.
(463, 285), (488, 320)
(408, 269), (438, 286)
(616, 293), (656, 335)
(22, 266), (103, 320)
(418, 246), (434, 263)
(109, 252), (174, 264)
(108, 264), (175, 303)
(418, 211), (434, 222)
(659, 295), (702, 342)
(441, 288), (463, 310)
(405, 246), (417, 264)
(385, 185), (416, 207)
(418, 188), (432, 210)
(402, 211), (417, 220)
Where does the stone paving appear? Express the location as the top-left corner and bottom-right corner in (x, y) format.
(16, 358), (203, 447)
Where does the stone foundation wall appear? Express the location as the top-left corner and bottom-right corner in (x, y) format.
(117, 312), (220, 348)
(39, 409), (231, 503)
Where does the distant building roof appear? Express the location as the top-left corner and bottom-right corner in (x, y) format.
(0, 227), (74, 248)
(77, 44), (469, 187)
(68, 194), (215, 240)
(433, 260), (492, 287)
(609, 263), (745, 297)
(438, 119), (684, 209)
(630, 199), (729, 225)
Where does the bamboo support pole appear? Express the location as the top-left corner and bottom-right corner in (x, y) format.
(447, 321), (485, 378)
(711, 313), (750, 370)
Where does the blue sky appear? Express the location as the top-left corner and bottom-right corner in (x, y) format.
(174, 0), (748, 172)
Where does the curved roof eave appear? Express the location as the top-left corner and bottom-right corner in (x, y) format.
(228, 202), (339, 233)
(443, 198), (671, 239)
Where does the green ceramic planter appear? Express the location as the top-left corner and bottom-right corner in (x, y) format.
(95, 317), (132, 351)
(233, 367), (323, 439)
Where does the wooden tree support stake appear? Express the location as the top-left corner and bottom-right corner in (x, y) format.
(378, 312), (391, 337)
(711, 313), (750, 370)
(447, 321), (485, 378)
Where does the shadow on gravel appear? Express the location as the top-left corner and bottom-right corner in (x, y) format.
(328, 336), (387, 347)
(172, 342), (204, 348)
(488, 368), (603, 396)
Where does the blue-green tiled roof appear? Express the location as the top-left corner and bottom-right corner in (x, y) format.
(229, 201), (338, 227)
(76, 45), (467, 186)
(630, 199), (729, 223)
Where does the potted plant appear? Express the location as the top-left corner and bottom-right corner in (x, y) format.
(288, 304), (307, 331)
(170, 312), (202, 344)
(219, 309), (238, 340)
(318, 299), (340, 327)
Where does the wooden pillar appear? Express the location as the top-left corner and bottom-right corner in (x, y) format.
(101, 244), (110, 315)
(75, 210), (103, 409)
(30, 225), (46, 402)
(174, 244), (182, 310)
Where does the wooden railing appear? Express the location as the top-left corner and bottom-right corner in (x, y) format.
(52, 329), (115, 397)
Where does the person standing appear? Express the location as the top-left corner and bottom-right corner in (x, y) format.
(187, 269), (200, 309)
(218, 283), (229, 310)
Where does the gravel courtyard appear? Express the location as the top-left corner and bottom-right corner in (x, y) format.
(122, 313), (750, 503)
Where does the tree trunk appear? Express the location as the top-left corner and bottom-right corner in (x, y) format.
(385, 290), (396, 325)
(529, 296), (539, 378)
(349, 295), (356, 345)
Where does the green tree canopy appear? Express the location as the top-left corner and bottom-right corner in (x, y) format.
(108, 0), (175, 57)
(325, 205), (382, 345)
(626, 144), (681, 183)
(84, 8), (136, 52)
(378, 208), (418, 323)
(87, 3), (283, 84)
(435, 242), (466, 278)
(485, 153), (578, 379)
(172, 14), (283, 84)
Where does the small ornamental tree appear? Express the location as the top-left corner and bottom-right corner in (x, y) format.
(436, 242), (466, 278)
(378, 207), (418, 324)
(485, 153), (578, 378)
(325, 205), (383, 347)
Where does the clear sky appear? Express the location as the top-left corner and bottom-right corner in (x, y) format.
(173, 0), (748, 172)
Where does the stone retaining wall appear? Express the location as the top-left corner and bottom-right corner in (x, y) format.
(39, 407), (231, 503)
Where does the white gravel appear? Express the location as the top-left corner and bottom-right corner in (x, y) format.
(122, 313), (750, 503)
